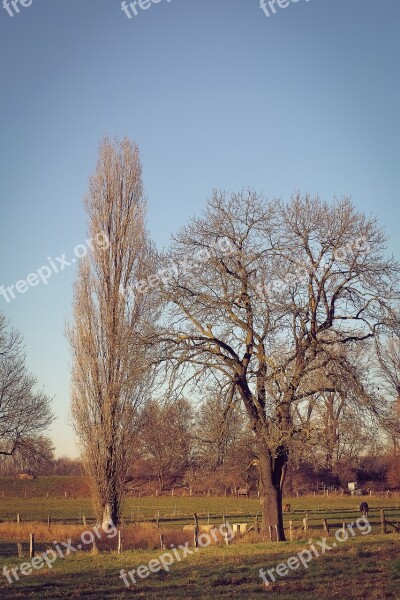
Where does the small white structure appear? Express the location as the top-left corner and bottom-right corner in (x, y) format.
(348, 482), (361, 495)
(232, 523), (248, 534)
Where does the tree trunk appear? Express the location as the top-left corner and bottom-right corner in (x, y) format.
(258, 443), (286, 541)
(158, 470), (165, 492)
(102, 501), (119, 530)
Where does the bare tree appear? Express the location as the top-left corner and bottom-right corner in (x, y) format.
(0, 436), (55, 475)
(375, 330), (400, 451)
(293, 344), (381, 472)
(67, 138), (156, 529)
(0, 314), (54, 458)
(195, 386), (250, 472)
(155, 191), (399, 540)
(138, 397), (193, 491)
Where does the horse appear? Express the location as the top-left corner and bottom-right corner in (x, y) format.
(237, 485), (250, 499)
(360, 501), (369, 518)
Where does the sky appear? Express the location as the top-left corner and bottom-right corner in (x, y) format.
(0, 0), (399, 457)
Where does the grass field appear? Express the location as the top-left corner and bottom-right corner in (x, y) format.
(0, 533), (399, 599)
(1, 478), (399, 598)
(1, 493), (399, 532)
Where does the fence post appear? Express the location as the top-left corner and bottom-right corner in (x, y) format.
(17, 542), (23, 558)
(17, 513), (20, 524)
(223, 515), (230, 545)
(322, 519), (330, 535)
(92, 537), (98, 554)
(117, 530), (122, 554)
(303, 513), (309, 535)
(193, 513), (199, 548)
(47, 515), (51, 530)
(381, 510), (386, 534)
(160, 534), (165, 550)
(289, 520), (294, 541)
(29, 533), (35, 559)
(254, 514), (260, 533)
(222, 509), (229, 545)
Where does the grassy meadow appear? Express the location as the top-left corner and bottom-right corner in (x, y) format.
(0, 534), (399, 599)
(0, 478), (399, 598)
(1, 488), (399, 531)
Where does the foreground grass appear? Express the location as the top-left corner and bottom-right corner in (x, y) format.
(0, 533), (399, 599)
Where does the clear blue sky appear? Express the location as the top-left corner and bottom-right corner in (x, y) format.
(0, 0), (399, 457)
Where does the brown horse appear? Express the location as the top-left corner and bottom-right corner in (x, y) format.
(237, 485), (250, 499)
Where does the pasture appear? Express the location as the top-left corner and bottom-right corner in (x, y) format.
(0, 479), (399, 598)
(1, 488), (400, 531)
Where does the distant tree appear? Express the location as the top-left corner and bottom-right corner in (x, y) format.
(195, 386), (247, 471)
(0, 314), (54, 459)
(0, 436), (55, 476)
(375, 330), (400, 451)
(138, 398), (193, 491)
(293, 345), (381, 474)
(52, 456), (83, 476)
(386, 452), (400, 488)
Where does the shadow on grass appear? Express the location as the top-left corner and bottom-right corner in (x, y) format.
(0, 536), (399, 599)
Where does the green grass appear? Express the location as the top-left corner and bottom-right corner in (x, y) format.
(1, 493), (399, 533)
(0, 533), (399, 599)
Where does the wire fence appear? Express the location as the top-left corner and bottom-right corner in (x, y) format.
(1, 506), (400, 557)
(1, 503), (400, 524)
